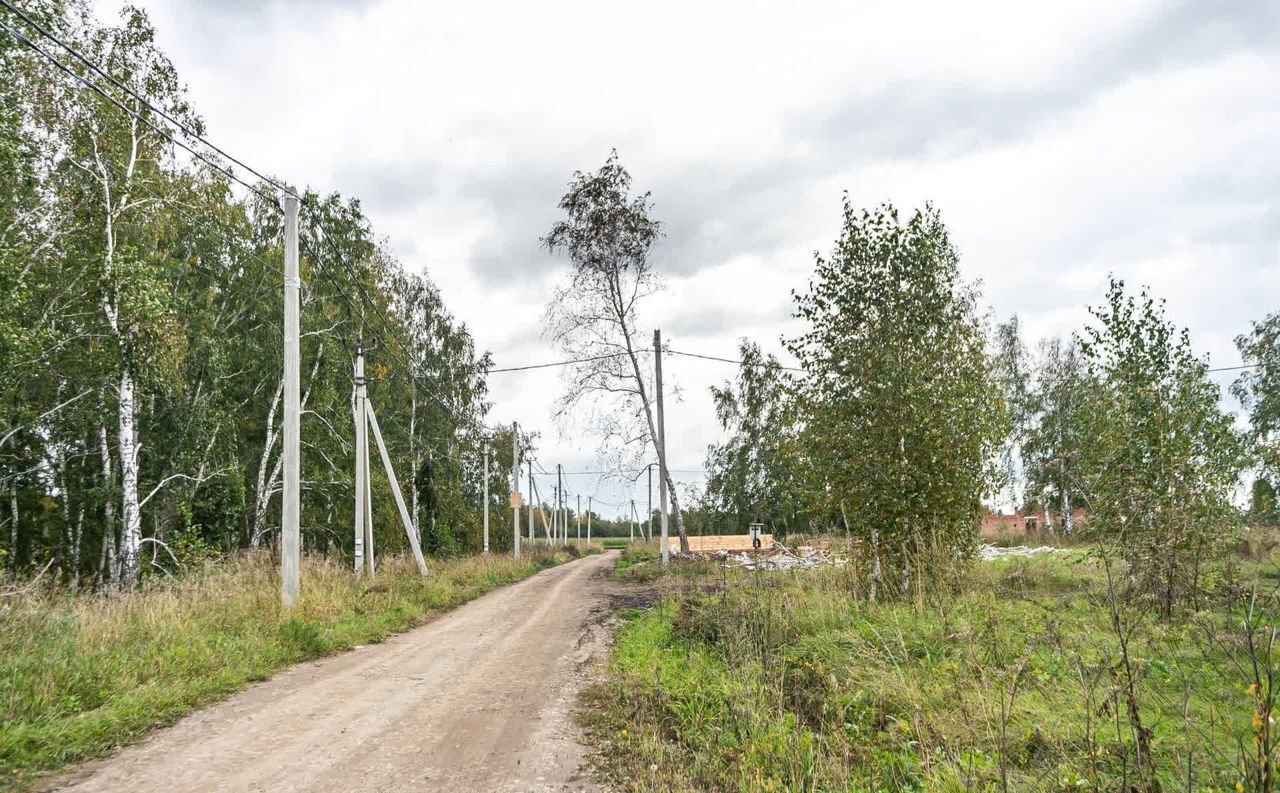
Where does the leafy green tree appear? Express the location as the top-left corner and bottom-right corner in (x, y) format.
(1234, 311), (1280, 524)
(991, 316), (1032, 512)
(787, 199), (1003, 597)
(703, 340), (805, 536)
(1078, 278), (1242, 615)
(1249, 478), (1278, 525)
(1022, 336), (1094, 533)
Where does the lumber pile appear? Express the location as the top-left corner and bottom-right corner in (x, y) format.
(666, 534), (772, 553)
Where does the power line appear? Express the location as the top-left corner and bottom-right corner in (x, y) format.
(487, 351), (634, 373)
(486, 347), (802, 375)
(489, 343), (1256, 379)
(667, 348), (804, 371)
(0, 12), (282, 209)
(299, 201), (494, 434)
(8, 8), (492, 436)
(1207, 364), (1258, 373)
(0, 0), (296, 201)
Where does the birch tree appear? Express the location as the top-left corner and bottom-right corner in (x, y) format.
(991, 316), (1032, 514)
(541, 152), (690, 551)
(53, 7), (195, 584)
(703, 340), (806, 535)
(1078, 278), (1242, 615)
(1234, 311), (1280, 523)
(787, 199), (1003, 592)
(1023, 336), (1092, 533)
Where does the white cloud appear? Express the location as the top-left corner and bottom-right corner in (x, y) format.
(90, 0), (1280, 517)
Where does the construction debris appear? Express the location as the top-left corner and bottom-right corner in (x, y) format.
(675, 540), (841, 571)
(978, 543), (1064, 561)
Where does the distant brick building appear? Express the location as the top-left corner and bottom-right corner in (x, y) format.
(979, 507), (1085, 540)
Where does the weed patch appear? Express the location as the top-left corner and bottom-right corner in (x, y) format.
(586, 550), (1273, 791)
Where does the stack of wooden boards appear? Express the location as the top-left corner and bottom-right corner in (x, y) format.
(666, 534), (774, 553)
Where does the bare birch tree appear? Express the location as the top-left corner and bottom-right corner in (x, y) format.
(541, 152), (689, 550)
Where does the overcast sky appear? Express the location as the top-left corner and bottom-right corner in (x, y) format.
(91, 0), (1279, 520)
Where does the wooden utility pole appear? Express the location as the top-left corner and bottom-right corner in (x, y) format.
(353, 342), (367, 576)
(280, 190), (300, 606)
(630, 499), (635, 541)
(576, 494), (581, 545)
(655, 329), (670, 566)
(557, 464), (564, 546)
(587, 496), (592, 543)
(527, 460), (534, 544)
(512, 422), (520, 559)
(482, 442), (490, 554)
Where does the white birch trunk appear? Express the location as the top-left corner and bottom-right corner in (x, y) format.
(117, 369), (142, 585)
(8, 485), (16, 571)
(251, 345), (323, 548)
(71, 503), (83, 590)
(93, 110), (144, 587)
(99, 423), (118, 592)
(5, 432), (15, 570)
(56, 442), (72, 584)
(251, 381), (284, 548)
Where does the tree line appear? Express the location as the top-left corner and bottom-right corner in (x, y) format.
(697, 198), (1275, 610)
(0, 2), (521, 589)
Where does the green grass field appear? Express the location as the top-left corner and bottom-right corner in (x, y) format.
(0, 548), (585, 789)
(585, 543), (1280, 792)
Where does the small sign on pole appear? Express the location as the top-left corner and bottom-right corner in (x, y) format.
(510, 492), (522, 509)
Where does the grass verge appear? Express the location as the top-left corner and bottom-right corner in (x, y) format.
(585, 547), (1276, 792)
(0, 548), (579, 789)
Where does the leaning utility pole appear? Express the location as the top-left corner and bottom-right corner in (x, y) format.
(512, 422), (520, 559)
(281, 190), (301, 606)
(655, 329), (670, 566)
(482, 442), (490, 554)
(366, 401), (428, 575)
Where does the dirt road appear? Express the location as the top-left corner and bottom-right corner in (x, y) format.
(45, 551), (620, 793)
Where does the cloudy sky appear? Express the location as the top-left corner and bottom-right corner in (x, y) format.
(92, 0), (1278, 519)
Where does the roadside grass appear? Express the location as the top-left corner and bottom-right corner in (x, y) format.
(613, 541), (662, 583)
(0, 548), (579, 789)
(586, 545), (1274, 792)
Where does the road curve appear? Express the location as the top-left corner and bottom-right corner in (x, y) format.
(44, 551), (618, 793)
